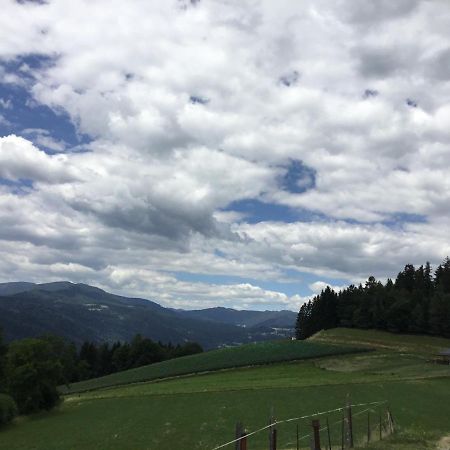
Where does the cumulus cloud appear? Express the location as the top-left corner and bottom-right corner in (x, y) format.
(22, 128), (66, 152)
(339, 0), (419, 25)
(107, 267), (297, 310)
(0, 0), (449, 310)
(309, 281), (348, 295)
(0, 135), (78, 183)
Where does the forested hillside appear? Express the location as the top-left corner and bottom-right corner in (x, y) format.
(296, 258), (450, 339)
(0, 283), (294, 349)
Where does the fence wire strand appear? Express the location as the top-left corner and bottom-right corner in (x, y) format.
(291, 406), (376, 445)
(211, 400), (387, 450)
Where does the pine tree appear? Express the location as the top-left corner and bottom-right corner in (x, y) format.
(435, 257), (450, 293)
(295, 258), (450, 340)
(395, 264), (416, 292)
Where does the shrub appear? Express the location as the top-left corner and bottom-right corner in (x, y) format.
(0, 394), (17, 426)
(6, 339), (63, 414)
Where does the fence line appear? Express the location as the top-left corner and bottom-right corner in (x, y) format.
(211, 400), (387, 450)
(292, 406), (375, 445)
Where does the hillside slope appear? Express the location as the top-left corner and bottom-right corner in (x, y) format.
(308, 327), (450, 354)
(2, 329), (450, 450)
(61, 339), (363, 393)
(0, 282), (294, 348)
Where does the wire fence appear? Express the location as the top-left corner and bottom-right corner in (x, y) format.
(212, 398), (395, 450)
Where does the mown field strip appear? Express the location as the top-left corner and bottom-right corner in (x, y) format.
(63, 339), (366, 394)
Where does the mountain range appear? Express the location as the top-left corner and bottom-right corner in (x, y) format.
(0, 282), (296, 349)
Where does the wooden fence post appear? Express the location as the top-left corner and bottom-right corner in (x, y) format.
(235, 422), (243, 450)
(341, 413), (344, 450)
(367, 411), (371, 443)
(387, 407), (395, 434)
(346, 395), (354, 448)
(269, 410), (277, 450)
(326, 417), (331, 450)
(240, 432), (247, 450)
(312, 419), (321, 450)
(379, 411), (382, 441)
(296, 423), (299, 450)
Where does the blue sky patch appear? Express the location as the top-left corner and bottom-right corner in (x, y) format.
(214, 249), (226, 258)
(382, 212), (427, 228)
(280, 159), (316, 194)
(1, 54), (55, 75)
(0, 177), (33, 195)
(224, 198), (323, 224)
(0, 55), (89, 151)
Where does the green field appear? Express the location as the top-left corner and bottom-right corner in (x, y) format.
(310, 327), (450, 354)
(62, 339), (364, 394)
(1, 329), (450, 450)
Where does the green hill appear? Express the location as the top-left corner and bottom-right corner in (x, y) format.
(1, 329), (450, 450)
(62, 339), (364, 394)
(309, 327), (450, 353)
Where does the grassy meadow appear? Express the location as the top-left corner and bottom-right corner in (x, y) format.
(62, 339), (364, 394)
(1, 329), (450, 450)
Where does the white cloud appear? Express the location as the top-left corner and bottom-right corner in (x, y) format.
(309, 281), (347, 295)
(22, 129), (66, 152)
(0, 98), (12, 109)
(105, 267), (298, 310)
(0, 0), (449, 310)
(0, 135), (78, 183)
(0, 114), (11, 126)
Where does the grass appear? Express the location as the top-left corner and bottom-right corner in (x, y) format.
(1, 329), (450, 449)
(62, 339), (364, 394)
(3, 375), (450, 449)
(310, 327), (450, 354)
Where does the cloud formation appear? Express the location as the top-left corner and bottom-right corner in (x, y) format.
(0, 135), (77, 183)
(0, 0), (449, 309)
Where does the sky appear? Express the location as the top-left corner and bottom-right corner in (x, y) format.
(0, 0), (450, 311)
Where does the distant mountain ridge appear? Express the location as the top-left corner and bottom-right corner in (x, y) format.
(0, 281), (36, 296)
(0, 282), (296, 349)
(176, 306), (296, 328)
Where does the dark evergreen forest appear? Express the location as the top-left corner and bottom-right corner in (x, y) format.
(296, 258), (450, 340)
(0, 332), (202, 420)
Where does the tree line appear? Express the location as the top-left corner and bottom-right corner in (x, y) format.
(0, 332), (202, 423)
(296, 258), (450, 340)
(76, 336), (203, 380)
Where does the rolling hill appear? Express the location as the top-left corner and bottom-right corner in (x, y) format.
(61, 339), (363, 394)
(1, 329), (450, 450)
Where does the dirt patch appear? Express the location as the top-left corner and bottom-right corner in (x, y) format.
(437, 436), (450, 449)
